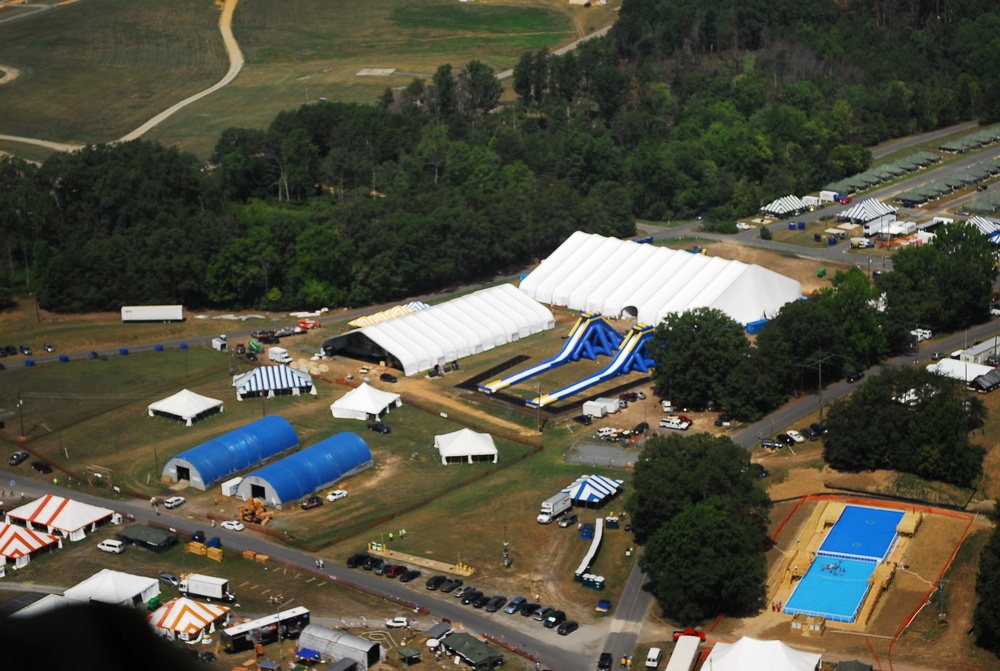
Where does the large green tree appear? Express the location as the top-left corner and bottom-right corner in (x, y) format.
(974, 507), (1000, 654)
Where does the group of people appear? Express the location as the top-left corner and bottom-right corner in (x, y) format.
(821, 561), (846, 575)
(620, 654), (633, 669)
(771, 601), (784, 612)
(387, 529), (407, 541)
(314, 558), (325, 569)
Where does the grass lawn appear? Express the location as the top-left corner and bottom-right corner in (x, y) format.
(1, 0), (620, 157)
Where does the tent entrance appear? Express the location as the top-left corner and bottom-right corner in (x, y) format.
(249, 484), (266, 500)
(176, 466), (191, 482)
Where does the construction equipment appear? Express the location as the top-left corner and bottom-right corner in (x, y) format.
(238, 498), (274, 525)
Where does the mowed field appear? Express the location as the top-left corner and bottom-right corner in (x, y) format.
(0, 0), (619, 157)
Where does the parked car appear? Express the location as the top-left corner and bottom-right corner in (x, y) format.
(753, 463), (770, 478)
(220, 520), (245, 532)
(97, 539), (125, 554)
(198, 651), (217, 663)
(461, 590), (484, 606)
(439, 578), (463, 593)
(785, 430), (805, 444)
(425, 575), (447, 590)
(736, 222), (752, 230)
(384, 565), (407, 579)
(347, 553), (371, 568)
(399, 569), (421, 583)
(572, 414), (593, 426)
(379, 373), (398, 383)
(8, 450), (29, 466)
(504, 596), (527, 614)
(246, 352), (258, 362)
(800, 427), (819, 441)
(164, 496), (186, 509)
(484, 596), (508, 613)
(386, 617), (409, 628)
(632, 421), (649, 435)
(31, 460), (52, 474)
(452, 585), (475, 599)
(43, 344), (55, 353)
(363, 556), (385, 572)
(159, 571), (181, 588)
(4, 345), (16, 356)
(619, 392), (638, 402)
(301, 496), (323, 510)
(810, 422), (826, 435)
(19, 345), (32, 356)
(714, 414), (733, 427)
(368, 421), (391, 434)
(599, 652), (614, 671)
(519, 603), (542, 618)
(472, 594), (491, 609)
(659, 416), (692, 431)
(776, 433), (793, 446)
(326, 489), (348, 502)
(532, 606), (554, 621)
(557, 621), (579, 636)
(558, 513), (579, 528)
(88, 351), (100, 359)
(544, 610), (567, 628)
(192, 530), (206, 544)
(760, 438), (780, 450)
(596, 427), (616, 438)
(846, 371), (865, 383)
(374, 562), (392, 576)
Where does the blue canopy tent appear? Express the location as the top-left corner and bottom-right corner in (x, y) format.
(562, 474), (624, 508)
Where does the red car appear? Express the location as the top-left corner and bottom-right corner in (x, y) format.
(384, 565), (408, 579)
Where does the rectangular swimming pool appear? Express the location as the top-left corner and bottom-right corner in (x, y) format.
(783, 505), (904, 622)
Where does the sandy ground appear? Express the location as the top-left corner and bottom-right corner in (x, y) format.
(0, 64), (19, 85)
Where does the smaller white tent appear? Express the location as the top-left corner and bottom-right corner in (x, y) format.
(147, 389), (224, 426)
(703, 637), (821, 671)
(148, 597), (230, 642)
(6, 494), (114, 542)
(330, 382), (401, 420)
(0, 523), (61, 569)
(233, 365), (316, 400)
(64, 569), (160, 608)
(927, 358), (994, 383)
(434, 428), (498, 464)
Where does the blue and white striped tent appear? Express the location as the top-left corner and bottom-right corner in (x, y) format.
(233, 365), (316, 400)
(562, 474), (624, 507)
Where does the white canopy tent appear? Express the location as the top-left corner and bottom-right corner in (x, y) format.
(147, 389), (224, 426)
(6, 494), (114, 542)
(703, 637), (821, 671)
(927, 358), (994, 383)
(0, 523), (61, 569)
(330, 382), (402, 420)
(518, 232), (802, 326)
(434, 428), (498, 464)
(148, 597), (230, 642)
(232, 365), (316, 400)
(761, 195), (809, 217)
(64, 569), (160, 608)
(321, 284), (555, 377)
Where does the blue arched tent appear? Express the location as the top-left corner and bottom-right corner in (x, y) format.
(236, 432), (373, 506)
(161, 416), (298, 490)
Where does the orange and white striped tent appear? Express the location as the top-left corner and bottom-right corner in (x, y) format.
(0, 522), (60, 569)
(148, 597), (230, 642)
(5, 494), (113, 541)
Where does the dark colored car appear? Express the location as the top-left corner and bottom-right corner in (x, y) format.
(379, 373), (398, 383)
(632, 421), (649, 435)
(300, 496), (323, 510)
(384, 565), (407, 579)
(198, 651), (217, 663)
(760, 438), (779, 450)
(810, 422), (826, 435)
(846, 371), (865, 383)
(368, 421), (391, 434)
(544, 610), (567, 628)
(619, 392), (638, 402)
(374, 562), (392, 576)
(472, 594), (491, 609)
(31, 460), (52, 474)
(572, 414), (592, 426)
(753, 463), (770, 478)
(519, 603), (542, 618)
(192, 530), (206, 544)
(399, 569), (421, 583)
(599, 652), (614, 671)
(557, 621), (579, 636)
(19, 345), (32, 356)
(776, 433), (793, 446)
(484, 596), (507, 613)
(88, 351), (100, 359)
(439, 578), (463, 593)
(346, 553), (371, 568)
(8, 450), (29, 466)
(461, 589), (484, 606)
(715, 414), (733, 427)
(504, 596), (527, 614)
(363, 556), (385, 572)
(799, 427), (819, 441)
(425, 575), (447, 590)
(4, 345), (16, 356)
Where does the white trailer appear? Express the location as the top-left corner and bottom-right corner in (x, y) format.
(268, 346), (293, 364)
(179, 574), (236, 602)
(594, 397), (620, 414)
(582, 400), (608, 418)
(819, 190), (839, 203)
(121, 305), (184, 322)
(537, 492), (572, 524)
(664, 636), (701, 671)
(212, 337), (229, 352)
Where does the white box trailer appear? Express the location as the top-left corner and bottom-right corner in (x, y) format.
(594, 397), (620, 414)
(819, 190), (839, 203)
(802, 195), (821, 207)
(212, 337), (229, 352)
(121, 305), (184, 322)
(664, 636), (701, 671)
(582, 400), (608, 418)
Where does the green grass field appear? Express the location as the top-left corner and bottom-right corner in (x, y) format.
(0, 0), (620, 157)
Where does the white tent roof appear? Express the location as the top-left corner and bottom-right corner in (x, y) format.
(64, 569), (159, 606)
(518, 232), (802, 325)
(704, 637), (821, 671)
(927, 358), (994, 383)
(148, 597), (230, 636)
(0, 522), (59, 559)
(6, 494), (113, 535)
(561, 474), (623, 504)
(330, 382), (402, 420)
(147, 389), (224, 426)
(967, 216), (1000, 235)
(761, 195), (809, 216)
(324, 284), (555, 377)
(233, 365), (316, 399)
(839, 198), (898, 223)
(434, 428), (498, 464)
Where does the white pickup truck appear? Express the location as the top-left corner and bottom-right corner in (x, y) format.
(659, 416), (693, 431)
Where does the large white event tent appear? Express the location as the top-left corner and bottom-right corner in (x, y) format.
(147, 389), (224, 426)
(6, 494), (114, 542)
(321, 284), (555, 377)
(928, 358), (993, 383)
(434, 428), (498, 464)
(330, 382), (401, 420)
(64, 569), (160, 608)
(518, 232), (802, 326)
(703, 637), (821, 671)
(761, 195), (810, 217)
(148, 597), (230, 642)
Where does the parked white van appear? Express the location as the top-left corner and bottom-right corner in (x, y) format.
(645, 647), (662, 669)
(97, 539), (125, 554)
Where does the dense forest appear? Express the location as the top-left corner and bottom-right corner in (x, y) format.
(2, 0), (1000, 311)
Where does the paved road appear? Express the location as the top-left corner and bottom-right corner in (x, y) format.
(603, 559), (654, 666)
(870, 121), (979, 160)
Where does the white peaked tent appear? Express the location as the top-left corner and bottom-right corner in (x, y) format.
(434, 428), (498, 464)
(703, 637), (821, 671)
(148, 597), (230, 642)
(147, 389), (225, 426)
(0, 523), (60, 569)
(233, 365), (316, 400)
(65, 569), (160, 608)
(6, 494), (114, 541)
(330, 382), (402, 420)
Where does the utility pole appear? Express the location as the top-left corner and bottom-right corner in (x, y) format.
(18, 390), (25, 440)
(535, 382), (542, 433)
(801, 353), (836, 422)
